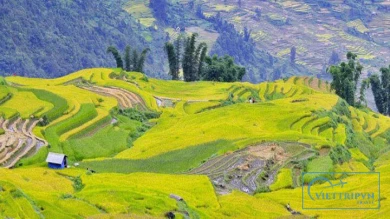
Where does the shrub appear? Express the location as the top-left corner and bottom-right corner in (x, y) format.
(330, 145), (351, 164)
(255, 185), (270, 194)
(72, 176), (84, 192)
(10, 189), (24, 198)
(141, 75), (149, 82)
(60, 194), (73, 199)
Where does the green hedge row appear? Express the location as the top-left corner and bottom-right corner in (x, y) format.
(43, 104), (98, 153)
(68, 115), (112, 140)
(0, 93), (12, 105)
(28, 89), (69, 123)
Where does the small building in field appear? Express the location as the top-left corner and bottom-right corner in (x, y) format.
(46, 152), (67, 169)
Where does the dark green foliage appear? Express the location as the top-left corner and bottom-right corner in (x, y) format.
(107, 46), (123, 69)
(221, 93), (236, 106)
(368, 66), (390, 115)
(0, 93), (12, 105)
(0, 1), (168, 78)
(149, 0), (168, 22)
(135, 48), (150, 73)
(202, 55), (246, 82)
(39, 115), (49, 126)
(329, 145), (351, 164)
(10, 189), (24, 198)
(165, 42), (178, 80)
(166, 33), (208, 81)
(72, 176), (84, 192)
(254, 185), (271, 194)
(165, 33), (244, 82)
(141, 75), (149, 82)
(107, 45), (149, 73)
(60, 194), (73, 199)
(124, 46), (132, 71)
(193, 42), (208, 80)
(116, 108), (160, 123)
(115, 108), (160, 146)
(359, 79), (370, 107)
(183, 33), (198, 81)
(327, 52), (363, 106)
(132, 50), (139, 71)
(0, 77), (7, 85)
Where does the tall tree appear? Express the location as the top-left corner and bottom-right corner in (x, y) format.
(165, 33), (244, 82)
(182, 33), (198, 81)
(197, 43), (208, 78)
(124, 45), (131, 71)
(132, 50), (139, 71)
(165, 42), (178, 80)
(193, 42), (208, 80)
(107, 46), (123, 68)
(327, 52), (363, 106)
(359, 79), (370, 106)
(135, 48), (150, 73)
(202, 55), (245, 82)
(368, 66), (390, 115)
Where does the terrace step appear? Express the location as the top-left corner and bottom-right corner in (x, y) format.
(0, 117), (48, 168)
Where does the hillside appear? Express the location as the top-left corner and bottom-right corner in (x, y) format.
(3, 0), (390, 83)
(0, 68), (389, 218)
(0, 0), (169, 78)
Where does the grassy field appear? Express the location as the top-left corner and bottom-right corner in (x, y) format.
(1, 68), (390, 218)
(81, 140), (236, 173)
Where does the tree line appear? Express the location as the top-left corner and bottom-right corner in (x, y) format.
(107, 46), (150, 73)
(165, 33), (245, 82)
(328, 52), (390, 116)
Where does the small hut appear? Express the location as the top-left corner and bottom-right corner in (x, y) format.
(46, 152), (67, 169)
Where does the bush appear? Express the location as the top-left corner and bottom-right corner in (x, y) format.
(72, 176), (84, 192)
(141, 75), (149, 82)
(255, 185), (270, 194)
(330, 145), (351, 164)
(10, 189), (24, 198)
(60, 194), (73, 199)
(116, 108), (160, 122)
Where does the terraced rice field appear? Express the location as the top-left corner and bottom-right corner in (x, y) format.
(0, 117), (47, 168)
(1, 68), (390, 218)
(189, 142), (314, 194)
(192, 0), (390, 78)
